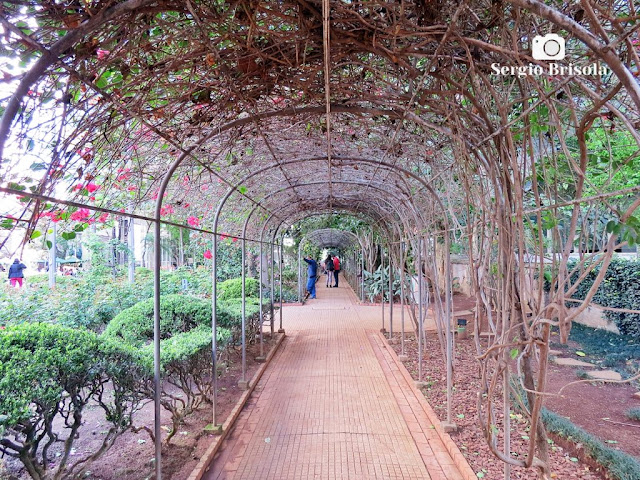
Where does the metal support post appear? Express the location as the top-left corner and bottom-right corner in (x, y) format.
(152, 219), (163, 480)
(48, 221), (57, 288)
(240, 234), (247, 383)
(381, 247), (385, 333)
(400, 241), (406, 357)
(128, 217), (135, 283)
(278, 239), (283, 332)
(418, 237), (423, 382)
(388, 244), (393, 339)
(211, 233), (220, 428)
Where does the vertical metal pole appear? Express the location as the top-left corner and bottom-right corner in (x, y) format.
(279, 239), (283, 331)
(152, 219), (162, 480)
(444, 234), (453, 425)
(211, 234), (219, 427)
(400, 241), (406, 356)
(418, 237), (423, 382)
(128, 217), (135, 283)
(270, 237), (275, 335)
(241, 235), (247, 383)
(388, 243), (393, 339)
(361, 250), (365, 302)
(298, 239), (303, 302)
(381, 246), (385, 332)
(48, 221), (57, 288)
(259, 235), (264, 358)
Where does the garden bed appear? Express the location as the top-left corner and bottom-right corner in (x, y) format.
(3, 335), (278, 480)
(388, 330), (622, 479)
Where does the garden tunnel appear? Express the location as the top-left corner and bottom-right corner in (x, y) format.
(1, 1), (640, 479)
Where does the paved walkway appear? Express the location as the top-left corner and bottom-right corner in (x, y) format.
(203, 283), (471, 480)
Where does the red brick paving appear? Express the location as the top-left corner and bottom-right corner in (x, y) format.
(202, 284), (471, 480)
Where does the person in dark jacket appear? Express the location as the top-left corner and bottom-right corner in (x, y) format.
(8, 258), (27, 288)
(303, 255), (318, 299)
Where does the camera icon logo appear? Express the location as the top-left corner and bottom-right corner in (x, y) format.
(532, 34), (565, 60)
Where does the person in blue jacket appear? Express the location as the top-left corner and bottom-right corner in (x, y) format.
(8, 258), (27, 288)
(303, 255), (318, 299)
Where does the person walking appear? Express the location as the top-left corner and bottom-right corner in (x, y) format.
(333, 255), (341, 288)
(8, 258), (27, 288)
(324, 253), (334, 287)
(303, 255), (318, 299)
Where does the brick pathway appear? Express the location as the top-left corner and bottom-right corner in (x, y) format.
(203, 284), (471, 480)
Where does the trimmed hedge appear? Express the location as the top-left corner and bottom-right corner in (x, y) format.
(103, 294), (219, 346)
(541, 408), (640, 480)
(217, 277), (259, 300)
(0, 323), (148, 480)
(568, 258), (640, 339)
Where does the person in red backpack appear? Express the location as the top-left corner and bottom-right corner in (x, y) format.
(332, 255), (340, 287)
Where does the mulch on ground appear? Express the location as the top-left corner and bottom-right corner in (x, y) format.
(389, 332), (610, 479)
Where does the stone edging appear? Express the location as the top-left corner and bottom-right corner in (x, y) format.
(377, 332), (478, 480)
(186, 332), (286, 480)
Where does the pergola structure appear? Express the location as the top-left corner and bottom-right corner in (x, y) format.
(1, 1), (640, 478)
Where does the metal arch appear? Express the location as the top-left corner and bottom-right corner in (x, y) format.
(297, 228), (364, 301)
(209, 157), (441, 227)
(238, 179), (425, 237)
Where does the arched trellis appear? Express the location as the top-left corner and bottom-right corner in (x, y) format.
(1, 3), (640, 479)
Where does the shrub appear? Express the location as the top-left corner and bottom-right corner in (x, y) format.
(541, 408), (640, 480)
(140, 326), (230, 442)
(217, 277), (259, 300)
(103, 294), (216, 346)
(568, 258), (640, 339)
(103, 295), (237, 443)
(626, 408), (640, 422)
(0, 323), (148, 480)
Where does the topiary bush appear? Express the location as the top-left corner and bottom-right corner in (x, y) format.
(0, 323), (149, 480)
(217, 277), (259, 300)
(103, 295), (237, 443)
(140, 326), (230, 442)
(103, 294), (218, 346)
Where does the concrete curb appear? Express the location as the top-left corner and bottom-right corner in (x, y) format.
(377, 332), (478, 480)
(186, 332), (286, 480)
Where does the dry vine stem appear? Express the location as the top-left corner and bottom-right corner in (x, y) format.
(1, 1), (639, 478)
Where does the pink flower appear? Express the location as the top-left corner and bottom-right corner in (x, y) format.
(160, 204), (174, 216)
(96, 49), (110, 60)
(220, 232), (228, 241)
(89, 196), (96, 201)
(232, 237), (238, 243)
(127, 185), (137, 192)
(200, 185), (209, 192)
(203, 250), (212, 259)
(98, 213), (109, 223)
(86, 183), (99, 193)
(183, 203), (190, 208)
(70, 208), (90, 221)
(73, 183), (83, 191)
(187, 216), (200, 227)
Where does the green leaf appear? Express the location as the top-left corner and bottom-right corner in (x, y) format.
(575, 351), (586, 357)
(476, 473), (485, 478)
(61, 232), (76, 240)
(238, 185), (247, 195)
(46, 240), (52, 249)
(569, 457), (579, 462)
(457, 413), (465, 419)
(510, 348), (519, 359)
(30, 230), (42, 240)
